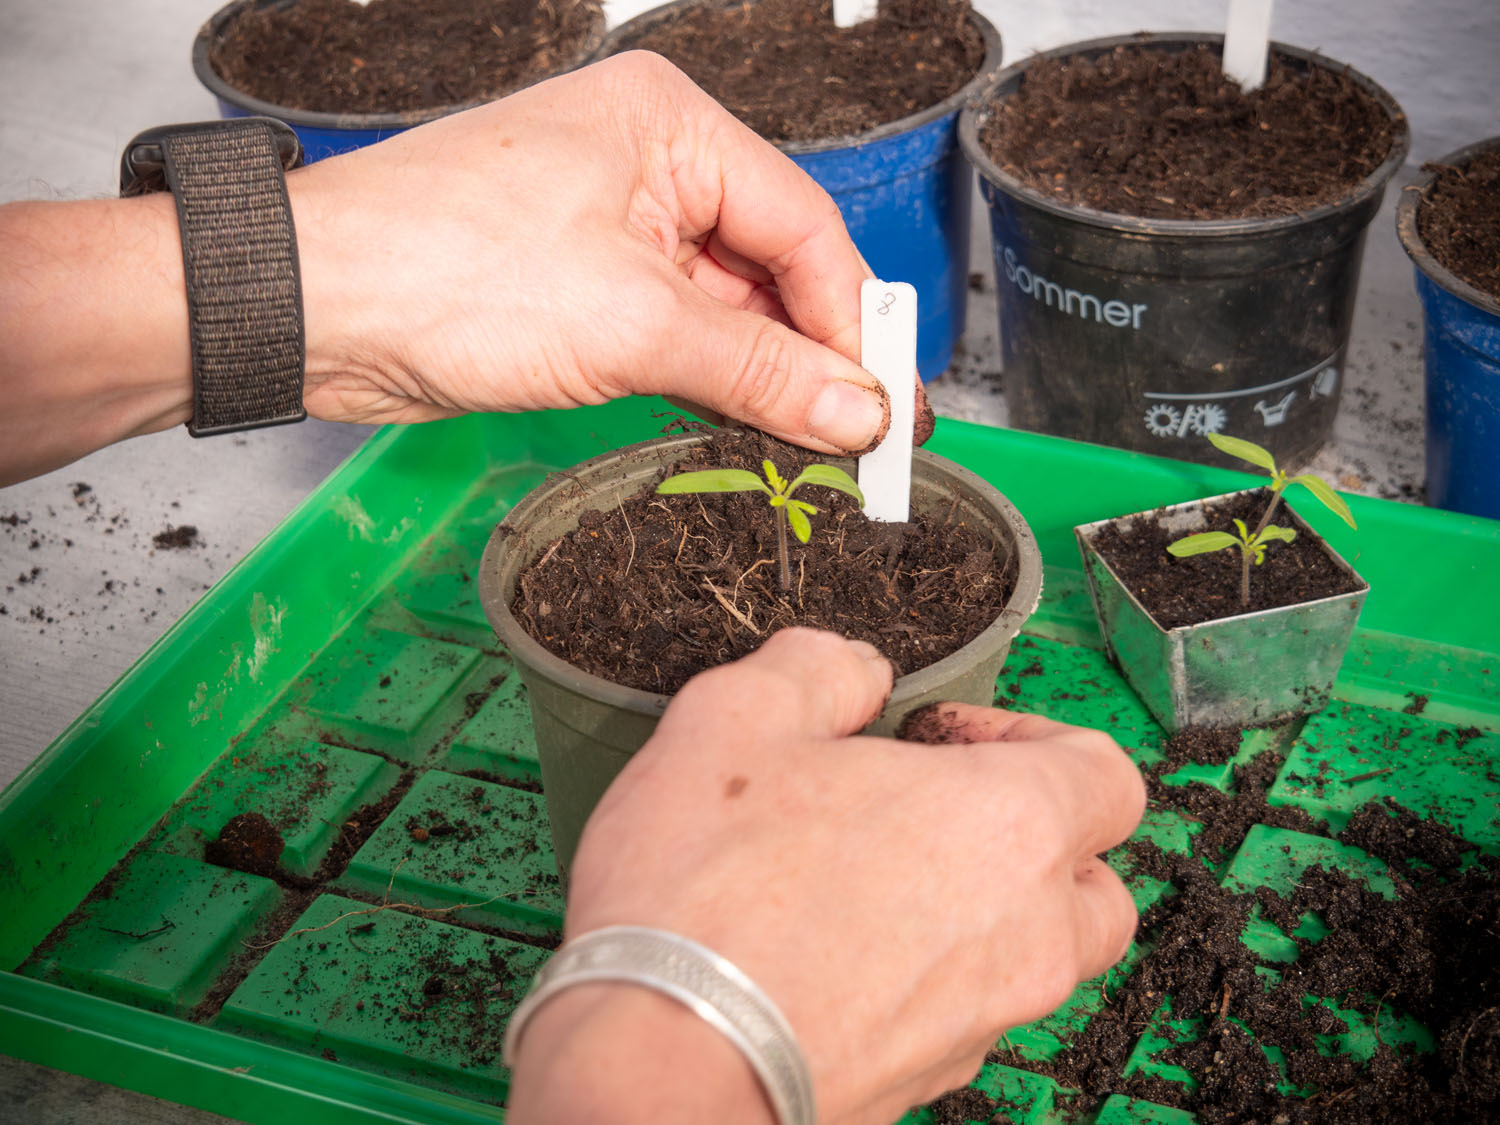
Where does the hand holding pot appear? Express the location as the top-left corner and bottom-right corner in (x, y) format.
(506, 628), (1145, 1125)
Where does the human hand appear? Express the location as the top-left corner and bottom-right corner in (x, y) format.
(506, 628), (1145, 1125)
(289, 51), (907, 454)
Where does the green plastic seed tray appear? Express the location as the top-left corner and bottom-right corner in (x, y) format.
(1, 400), (1497, 1124)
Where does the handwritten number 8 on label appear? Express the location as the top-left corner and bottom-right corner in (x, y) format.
(876, 291), (896, 315)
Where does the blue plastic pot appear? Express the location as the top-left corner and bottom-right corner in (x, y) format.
(1397, 137), (1500, 521)
(596, 1), (1003, 381)
(193, 0), (604, 163)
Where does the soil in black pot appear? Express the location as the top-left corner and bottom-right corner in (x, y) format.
(210, 0), (602, 114)
(1088, 489), (1363, 629)
(608, 0), (985, 143)
(1418, 148), (1500, 301)
(510, 426), (1017, 694)
(980, 43), (1396, 220)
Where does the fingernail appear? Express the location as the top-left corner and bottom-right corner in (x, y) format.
(808, 379), (889, 454)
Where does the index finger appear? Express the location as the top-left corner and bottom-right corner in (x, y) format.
(900, 701), (1146, 858)
(653, 67), (870, 359)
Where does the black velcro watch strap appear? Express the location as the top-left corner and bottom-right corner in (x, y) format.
(120, 118), (307, 436)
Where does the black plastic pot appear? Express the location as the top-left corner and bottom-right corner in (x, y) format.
(958, 34), (1409, 469)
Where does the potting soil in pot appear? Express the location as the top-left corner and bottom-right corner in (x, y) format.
(209, 0), (603, 113)
(1087, 489), (1364, 629)
(606, 0), (985, 143)
(509, 426), (1016, 694)
(979, 43), (1396, 220)
(1417, 147), (1500, 301)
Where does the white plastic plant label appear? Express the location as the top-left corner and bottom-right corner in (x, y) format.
(833, 0), (878, 29)
(857, 279), (918, 523)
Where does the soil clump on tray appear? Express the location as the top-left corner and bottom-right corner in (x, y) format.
(209, 0), (602, 114)
(609, 0), (985, 144)
(936, 725), (1500, 1122)
(510, 426), (1015, 695)
(980, 42), (1395, 220)
(1418, 147), (1500, 301)
(1087, 489), (1362, 630)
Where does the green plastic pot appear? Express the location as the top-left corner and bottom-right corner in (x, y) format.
(479, 432), (1043, 876)
(1074, 489), (1369, 733)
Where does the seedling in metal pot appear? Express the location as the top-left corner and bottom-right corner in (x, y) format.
(658, 459), (865, 592)
(1167, 432), (1356, 608)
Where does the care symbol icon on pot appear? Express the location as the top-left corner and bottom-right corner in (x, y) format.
(1143, 402), (1227, 438)
(1254, 391), (1297, 426)
(1310, 366), (1339, 398)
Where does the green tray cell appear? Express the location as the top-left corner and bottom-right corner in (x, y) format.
(216, 893), (549, 1101)
(995, 635), (1164, 752)
(1092, 1093), (1197, 1124)
(1006, 940), (1149, 1064)
(895, 1059), (1064, 1124)
(153, 737), (399, 877)
(1222, 824), (1397, 961)
(1269, 702), (1500, 850)
(298, 626), (485, 756)
(21, 852), (280, 1016)
(339, 771), (563, 933)
(438, 669), (541, 781)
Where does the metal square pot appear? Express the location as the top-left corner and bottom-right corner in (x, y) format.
(1074, 489), (1369, 733)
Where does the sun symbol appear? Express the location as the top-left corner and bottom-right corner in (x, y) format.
(1144, 404), (1181, 437)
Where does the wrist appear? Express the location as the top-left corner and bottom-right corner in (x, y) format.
(506, 983), (776, 1125)
(0, 195), (192, 483)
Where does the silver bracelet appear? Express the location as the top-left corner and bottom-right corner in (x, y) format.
(501, 925), (815, 1125)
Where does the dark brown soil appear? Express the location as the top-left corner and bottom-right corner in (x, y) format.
(992, 747), (1500, 1122)
(210, 0), (602, 114)
(980, 42), (1396, 220)
(1087, 489), (1363, 630)
(151, 525), (199, 550)
(607, 0), (985, 144)
(204, 811), (286, 877)
(1418, 147), (1500, 301)
(510, 427), (1016, 694)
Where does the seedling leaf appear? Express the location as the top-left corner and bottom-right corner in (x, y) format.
(788, 463), (865, 506)
(1167, 531), (1241, 557)
(763, 460), (789, 494)
(1259, 524), (1297, 545)
(1208, 432), (1277, 472)
(658, 469), (770, 495)
(1289, 474), (1357, 529)
(786, 503), (813, 543)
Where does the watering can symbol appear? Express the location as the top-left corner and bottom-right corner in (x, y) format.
(1254, 391), (1297, 426)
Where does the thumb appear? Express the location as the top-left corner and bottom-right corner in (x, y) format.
(659, 627), (895, 745)
(647, 286), (891, 456)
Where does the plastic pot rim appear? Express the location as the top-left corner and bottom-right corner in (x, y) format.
(1073, 487), (1370, 638)
(959, 31), (1411, 240)
(592, 0), (1003, 156)
(480, 432), (1044, 720)
(1395, 135), (1500, 320)
(192, 0), (606, 132)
